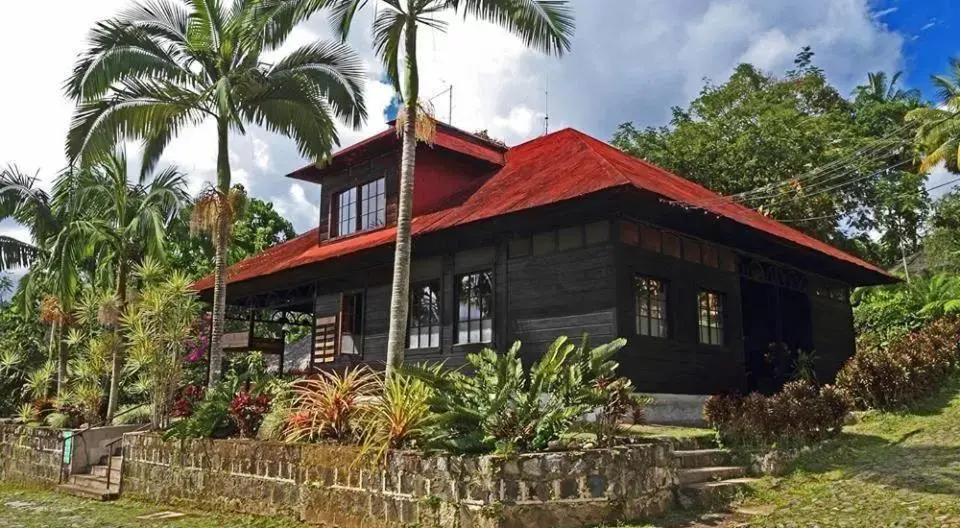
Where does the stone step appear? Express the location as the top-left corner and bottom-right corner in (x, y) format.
(57, 482), (119, 501)
(679, 477), (758, 506)
(674, 448), (732, 468)
(70, 473), (114, 490)
(659, 435), (718, 451)
(89, 464), (122, 481)
(678, 466), (746, 485)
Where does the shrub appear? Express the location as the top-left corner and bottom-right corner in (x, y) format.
(229, 392), (271, 438)
(836, 317), (960, 410)
(405, 336), (651, 454)
(703, 380), (848, 448)
(171, 385), (204, 418)
(358, 373), (436, 461)
(284, 366), (379, 443)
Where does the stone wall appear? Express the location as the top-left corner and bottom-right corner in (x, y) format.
(122, 433), (678, 528)
(0, 424), (64, 486)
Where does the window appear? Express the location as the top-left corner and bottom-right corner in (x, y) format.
(635, 276), (668, 338)
(409, 281), (441, 349)
(333, 177), (386, 236)
(698, 291), (724, 346)
(456, 271), (493, 344)
(335, 187), (357, 236)
(340, 292), (364, 355)
(360, 177), (386, 230)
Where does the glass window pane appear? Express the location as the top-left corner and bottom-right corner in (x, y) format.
(429, 329), (440, 348)
(635, 276), (667, 339)
(481, 318), (493, 343)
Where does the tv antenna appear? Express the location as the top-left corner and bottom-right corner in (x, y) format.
(428, 84), (454, 124)
(543, 82), (550, 135)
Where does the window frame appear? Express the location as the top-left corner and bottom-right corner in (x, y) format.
(408, 279), (442, 350)
(634, 275), (669, 339)
(697, 290), (725, 346)
(339, 291), (365, 356)
(455, 269), (494, 345)
(331, 176), (386, 237)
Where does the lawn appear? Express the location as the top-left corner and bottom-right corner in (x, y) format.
(0, 483), (309, 528)
(626, 376), (960, 527)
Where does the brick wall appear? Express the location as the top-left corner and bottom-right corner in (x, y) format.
(121, 433), (678, 528)
(0, 424), (64, 486)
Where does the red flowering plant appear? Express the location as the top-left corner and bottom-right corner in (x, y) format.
(229, 392), (272, 438)
(171, 385), (205, 418)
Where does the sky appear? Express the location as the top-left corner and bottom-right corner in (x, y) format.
(0, 0), (958, 289)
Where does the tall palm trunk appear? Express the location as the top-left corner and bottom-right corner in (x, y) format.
(106, 256), (128, 423)
(385, 24), (419, 379)
(209, 118), (232, 384)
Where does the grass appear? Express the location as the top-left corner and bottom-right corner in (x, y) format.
(623, 376), (960, 527)
(0, 483), (309, 527)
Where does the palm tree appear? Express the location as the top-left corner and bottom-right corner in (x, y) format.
(69, 149), (187, 421)
(325, 0), (574, 377)
(0, 167), (91, 394)
(66, 0), (368, 381)
(908, 58), (960, 173)
(857, 71), (921, 103)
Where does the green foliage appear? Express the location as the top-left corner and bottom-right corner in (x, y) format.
(285, 366), (379, 443)
(836, 317), (960, 410)
(907, 57), (960, 174)
(357, 373), (436, 462)
(791, 349), (819, 384)
(164, 352), (283, 439)
(0, 304), (46, 416)
(853, 273), (960, 339)
(612, 54), (926, 263)
(405, 336), (648, 454)
(165, 191), (297, 280)
(703, 380), (849, 448)
(123, 269), (201, 429)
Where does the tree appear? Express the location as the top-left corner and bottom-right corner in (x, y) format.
(612, 53), (927, 262)
(0, 167), (92, 394)
(325, 0), (575, 378)
(166, 190), (296, 280)
(70, 149), (187, 421)
(908, 57), (960, 173)
(66, 0), (368, 382)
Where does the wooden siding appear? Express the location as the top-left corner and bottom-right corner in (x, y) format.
(616, 243), (746, 395)
(506, 241), (618, 367)
(810, 296), (856, 381)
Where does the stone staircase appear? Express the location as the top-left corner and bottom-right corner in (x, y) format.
(57, 452), (122, 501)
(670, 436), (757, 507)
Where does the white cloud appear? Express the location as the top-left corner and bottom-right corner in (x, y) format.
(0, 0), (909, 239)
(927, 163), (959, 199)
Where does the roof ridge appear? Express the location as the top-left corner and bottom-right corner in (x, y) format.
(570, 130), (634, 187)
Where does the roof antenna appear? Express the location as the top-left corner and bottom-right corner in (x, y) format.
(543, 79), (550, 135)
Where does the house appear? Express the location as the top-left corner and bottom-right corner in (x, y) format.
(194, 123), (895, 399)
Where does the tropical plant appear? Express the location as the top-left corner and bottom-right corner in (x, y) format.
(406, 336), (643, 454)
(66, 0), (368, 385)
(324, 0), (574, 377)
(853, 272), (960, 339)
(0, 166), (92, 394)
(837, 317), (960, 410)
(855, 71), (921, 104)
(285, 365), (379, 443)
(66, 149), (187, 421)
(229, 391), (271, 438)
(791, 349), (819, 384)
(357, 373), (435, 462)
(703, 380), (848, 448)
(907, 57), (960, 173)
(123, 268), (202, 429)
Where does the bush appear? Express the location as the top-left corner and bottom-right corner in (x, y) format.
(704, 380), (848, 448)
(358, 373), (436, 461)
(836, 317), (960, 410)
(284, 366), (379, 443)
(404, 336), (651, 454)
(229, 392), (271, 438)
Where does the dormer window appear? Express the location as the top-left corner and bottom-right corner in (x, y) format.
(333, 177), (385, 237)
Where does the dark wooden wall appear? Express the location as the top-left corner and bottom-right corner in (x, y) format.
(809, 296), (856, 382)
(615, 241), (746, 395)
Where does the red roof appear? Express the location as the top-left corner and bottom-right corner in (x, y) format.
(195, 128), (893, 291)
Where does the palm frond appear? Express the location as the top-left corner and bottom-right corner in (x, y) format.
(372, 7), (406, 95)
(451, 0), (574, 56)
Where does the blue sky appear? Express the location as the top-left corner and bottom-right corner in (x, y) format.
(877, 0), (959, 101)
